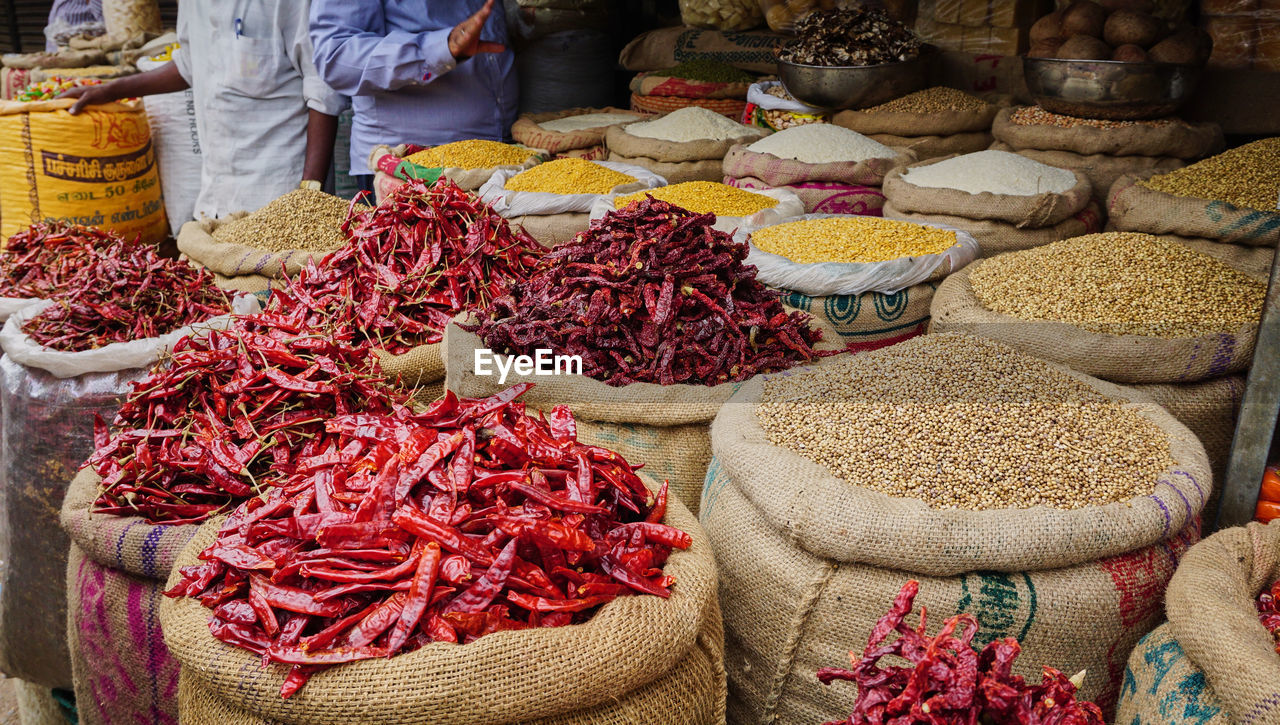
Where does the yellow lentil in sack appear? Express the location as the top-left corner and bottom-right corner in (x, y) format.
(405, 140), (534, 170)
(615, 181), (777, 217)
(505, 158), (636, 195)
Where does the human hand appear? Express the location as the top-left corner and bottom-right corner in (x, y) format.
(57, 83), (116, 115)
(449, 0), (507, 60)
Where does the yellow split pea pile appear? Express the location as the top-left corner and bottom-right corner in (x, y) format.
(757, 334), (1174, 510)
(405, 140), (534, 169)
(970, 233), (1265, 338)
(505, 158), (636, 195)
(615, 181), (777, 217)
(751, 217), (958, 264)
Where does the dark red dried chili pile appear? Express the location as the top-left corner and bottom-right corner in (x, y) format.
(818, 581), (1104, 725)
(0, 220), (128, 300)
(1257, 580), (1280, 654)
(269, 178), (543, 354)
(21, 242), (232, 352)
(471, 197), (828, 386)
(167, 382), (687, 698)
(89, 308), (411, 524)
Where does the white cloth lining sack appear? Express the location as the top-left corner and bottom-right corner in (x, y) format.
(477, 160), (667, 217)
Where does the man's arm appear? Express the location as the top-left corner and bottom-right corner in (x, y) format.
(302, 109), (339, 183)
(59, 62), (189, 115)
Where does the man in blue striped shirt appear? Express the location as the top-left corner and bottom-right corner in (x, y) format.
(310, 0), (519, 193)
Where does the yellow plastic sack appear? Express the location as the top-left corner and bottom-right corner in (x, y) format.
(0, 98), (167, 245)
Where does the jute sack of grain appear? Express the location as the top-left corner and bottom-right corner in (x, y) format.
(511, 107), (645, 156)
(883, 201), (1104, 257)
(1115, 521), (1280, 725)
(1169, 236), (1276, 278)
(370, 143), (544, 198)
(162, 492), (727, 725)
(60, 467), (196, 725)
(861, 131), (993, 161)
(618, 27), (785, 75)
(832, 101), (998, 137)
(605, 121), (763, 184)
(883, 156), (1093, 228)
(1108, 172), (1280, 247)
(929, 262), (1258, 384)
(726, 176), (887, 216)
(721, 143), (914, 189)
(988, 141), (1185, 205)
(991, 108), (1223, 159)
(701, 369), (1210, 723)
(779, 285), (935, 349)
(176, 214), (340, 283)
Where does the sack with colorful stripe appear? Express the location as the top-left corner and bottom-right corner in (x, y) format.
(60, 467), (197, 725)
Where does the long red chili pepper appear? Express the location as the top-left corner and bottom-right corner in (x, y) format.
(0, 220), (126, 299)
(167, 386), (685, 698)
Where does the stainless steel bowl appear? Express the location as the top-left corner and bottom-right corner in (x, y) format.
(1022, 56), (1203, 120)
(777, 49), (932, 110)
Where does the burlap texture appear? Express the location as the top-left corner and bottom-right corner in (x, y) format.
(726, 176), (886, 216)
(373, 344), (445, 389)
(780, 284), (934, 348)
(618, 27), (785, 75)
(862, 131), (993, 160)
(701, 371), (1210, 722)
(606, 122), (760, 164)
(511, 107), (644, 155)
(991, 109), (1224, 159)
(629, 93), (746, 119)
(507, 212), (590, 246)
(883, 156), (1092, 229)
(209, 271), (274, 295)
(883, 201), (1104, 258)
(102, 0), (162, 38)
(629, 73), (750, 100)
(832, 103), (998, 136)
(60, 468), (197, 725)
(929, 264), (1257, 384)
(557, 145), (608, 161)
(14, 679), (65, 725)
(1108, 172), (1280, 247)
(1118, 522), (1280, 724)
(987, 142), (1185, 206)
(162, 490), (726, 725)
(177, 216), (336, 280)
(1116, 624), (1229, 724)
(607, 152), (723, 184)
(721, 144), (913, 187)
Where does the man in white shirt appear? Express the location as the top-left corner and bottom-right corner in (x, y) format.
(61, 0), (344, 220)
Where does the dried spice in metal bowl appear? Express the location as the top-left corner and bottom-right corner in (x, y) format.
(779, 6), (922, 66)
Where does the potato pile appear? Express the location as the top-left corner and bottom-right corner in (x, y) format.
(1029, 0), (1212, 64)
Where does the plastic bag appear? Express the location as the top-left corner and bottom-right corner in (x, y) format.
(0, 294), (260, 378)
(478, 160), (667, 217)
(589, 185), (806, 235)
(680, 0), (764, 31)
(737, 213), (979, 295)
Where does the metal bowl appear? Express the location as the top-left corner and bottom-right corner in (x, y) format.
(777, 49), (932, 110)
(1022, 56), (1203, 120)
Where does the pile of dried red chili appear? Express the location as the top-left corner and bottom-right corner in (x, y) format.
(269, 178), (543, 354)
(1256, 579), (1280, 654)
(90, 308), (410, 524)
(471, 197), (829, 386)
(166, 382), (687, 697)
(21, 241), (232, 352)
(0, 220), (127, 299)
(818, 581), (1104, 725)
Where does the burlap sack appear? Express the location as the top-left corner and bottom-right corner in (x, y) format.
(161, 490), (726, 725)
(630, 93), (746, 119)
(1108, 172), (1280, 247)
(630, 72), (750, 100)
(558, 145), (608, 161)
(1116, 522), (1280, 724)
(208, 271), (274, 295)
(702, 369), (1211, 723)
(883, 156), (1093, 228)
(929, 263), (1257, 384)
(61, 467), (196, 725)
(721, 144), (914, 187)
(373, 343), (445, 389)
(511, 107), (645, 155)
(779, 284), (934, 349)
(606, 122), (762, 165)
(862, 131), (993, 161)
(13, 680), (66, 725)
(727, 176), (886, 216)
(992, 108), (1224, 159)
(618, 27), (786, 74)
(1168, 236), (1276, 279)
(177, 216), (338, 280)
(883, 201), (1104, 257)
(987, 142), (1185, 206)
(506, 212), (591, 246)
(607, 153), (722, 184)
(832, 103), (998, 137)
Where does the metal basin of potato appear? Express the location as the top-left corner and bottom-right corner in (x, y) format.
(777, 49), (933, 110)
(1022, 56), (1203, 120)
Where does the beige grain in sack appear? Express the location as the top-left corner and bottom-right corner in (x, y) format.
(1108, 172), (1280, 247)
(991, 108), (1223, 159)
(883, 155), (1092, 228)
(720, 144), (914, 188)
(833, 102), (997, 137)
(176, 216), (338, 281)
(862, 131), (993, 160)
(1116, 522), (1280, 724)
(511, 107), (644, 155)
(987, 142), (1185, 206)
(162, 493), (726, 725)
(883, 201), (1104, 257)
(929, 263), (1258, 384)
(701, 362), (1210, 723)
(1169, 236), (1276, 278)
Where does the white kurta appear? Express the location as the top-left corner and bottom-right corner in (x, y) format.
(171, 0), (344, 220)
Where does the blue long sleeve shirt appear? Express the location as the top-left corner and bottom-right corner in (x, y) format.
(310, 0), (518, 174)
